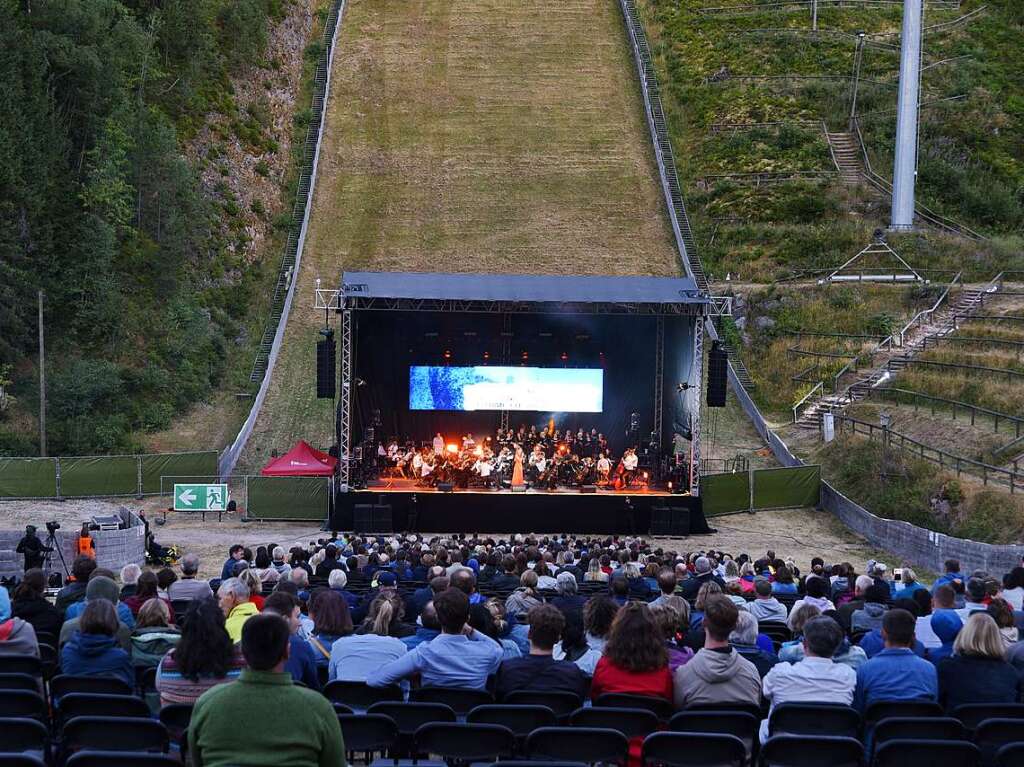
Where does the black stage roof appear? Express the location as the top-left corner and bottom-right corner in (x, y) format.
(340, 271), (707, 314)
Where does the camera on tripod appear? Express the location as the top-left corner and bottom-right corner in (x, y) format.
(45, 520), (61, 534)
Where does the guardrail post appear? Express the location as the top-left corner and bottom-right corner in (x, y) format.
(55, 457), (61, 499)
(136, 458), (143, 499)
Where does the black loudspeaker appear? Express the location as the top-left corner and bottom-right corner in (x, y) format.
(707, 340), (728, 407)
(579, 485), (597, 494)
(650, 506), (672, 535)
(316, 337), (336, 399)
(354, 503), (392, 532)
(437, 482), (454, 493)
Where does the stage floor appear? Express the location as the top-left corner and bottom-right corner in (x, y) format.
(365, 478), (674, 497)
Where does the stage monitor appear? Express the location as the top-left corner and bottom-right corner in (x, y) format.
(409, 365), (603, 412)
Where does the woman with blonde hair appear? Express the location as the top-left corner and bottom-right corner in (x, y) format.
(505, 569), (542, 618)
(649, 604), (693, 671)
(328, 592), (409, 682)
(239, 568), (265, 611)
(584, 557), (608, 583)
(937, 612), (1020, 711)
(130, 598), (180, 669)
(690, 581), (723, 630)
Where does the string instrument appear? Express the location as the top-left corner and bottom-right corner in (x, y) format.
(612, 459), (626, 491)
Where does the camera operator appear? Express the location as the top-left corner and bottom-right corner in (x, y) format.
(15, 525), (49, 572)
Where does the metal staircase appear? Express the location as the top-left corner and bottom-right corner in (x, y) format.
(826, 131), (864, 185)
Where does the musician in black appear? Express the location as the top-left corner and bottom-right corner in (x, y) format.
(16, 525), (49, 571)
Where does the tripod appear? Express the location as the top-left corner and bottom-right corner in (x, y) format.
(42, 529), (70, 582)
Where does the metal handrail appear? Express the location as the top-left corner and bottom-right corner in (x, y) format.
(792, 381), (824, 423)
(897, 271), (962, 347)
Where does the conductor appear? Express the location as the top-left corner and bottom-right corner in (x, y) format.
(16, 525), (50, 571)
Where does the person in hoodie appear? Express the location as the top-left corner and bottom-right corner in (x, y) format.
(850, 584), (889, 634)
(788, 577), (835, 626)
(130, 598), (181, 669)
(748, 578), (789, 624)
(0, 584), (40, 659)
(673, 594), (761, 709)
(59, 575), (133, 650)
(11, 568), (62, 640)
(926, 610), (962, 665)
(60, 599), (133, 688)
(930, 559), (965, 595)
(858, 599), (928, 658)
(65, 568), (136, 630)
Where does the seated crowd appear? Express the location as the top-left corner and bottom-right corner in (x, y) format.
(4, 533), (1024, 765)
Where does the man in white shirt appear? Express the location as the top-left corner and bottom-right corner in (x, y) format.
(760, 616), (856, 742)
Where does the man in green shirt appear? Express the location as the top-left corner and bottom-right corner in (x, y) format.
(189, 613), (346, 767)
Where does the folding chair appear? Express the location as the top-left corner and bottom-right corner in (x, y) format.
(337, 713), (398, 762)
(410, 686), (494, 716)
(0, 717), (49, 763)
(871, 716), (967, 760)
(768, 703), (861, 740)
(65, 753), (181, 766)
(669, 710), (759, 761)
(468, 705), (557, 754)
(526, 726), (629, 765)
(50, 675), (133, 703)
(570, 706), (660, 739)
(0, 691), (48, 724)
(0, 757), (45, 767)
(323, 680), (402, 711)
(874, 738), (980, 767)
(58, 693), (152, 729)
(864, 700), (944, 728)
(0, 673), (40, 692)
(641, 732), (746, 767)
(996, 742), (1024, 767)
(37, 644), (58, 680)
(594, 693), (674, 721)
(760, 734), (863, 767)
(0, 657), (41, 677)
(504, 690), (583, 720)
(367, 702), (456, 755)
(60, 716), (169, 757)
(974, 719), (1024, 767)
(158, 703), (194, 752)
(954, 704), (1024, 732)
(688, 701), (763, 720)
(414, 722), (514, 762)
(759, 622), (792, 643)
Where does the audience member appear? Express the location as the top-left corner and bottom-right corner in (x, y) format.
(59, 575), (132, 649)
(893, 568), (927, 600)
(307, 589), (355, 667)
(927, 610), (962, 665)
(650, 569), (678, 608)
(495, 604), (588, 698)
(403, 602), (442, 651)
(157, 598), (245, 706)
(592, 602), (673, 701)
(169, 554), (214, 601)
(60, 599), (133, 687)
(650, 603), (694, 672)
(129, 598), (180, 669)
(957, 577), (990, 622)
(55, 556), (98, 615)
(11, 568), (62, 639)
(850, 584), (889, 634)
(156, 567), (178, 598)
(189, 614), (344, 767)
(124, 571), (175, 623)
(0, 584), (39, 658)
(330, 593), (410, 682)
(555, 594), (618, 676)
(680, 557), (724, 600)
(119, 563), (141, 600)
(327, 569), (359, 610)
(931, 559), (965, 595)
(368, 588), (503, 688)
(748, 578), (788, 624)
(218, 577), (258, 643)
(853, 608), (937, 711)
(729, 611), (778, 678)
(771, 566), (798, 595)
(987, 597), (1018, 647)
(674, 595), (761, 709)
(505, 570), (542, 618)
(220, 545), (246, 581)
(314, 545), (345, 578)
(790, 576), (835, 616)
(761, 616), (856, 742)
(937, 612), (1020, 711)
(550, 571), (587, 614)
(264, 591), (319, 690)
(239, 569), (266, 611)
(1001, 567), (1024, 611)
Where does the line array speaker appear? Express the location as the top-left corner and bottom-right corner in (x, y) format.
(316, 337), (336, 399)
(707, 340), (728, 408)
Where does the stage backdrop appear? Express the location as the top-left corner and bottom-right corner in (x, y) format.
(352, 311), (695, 456)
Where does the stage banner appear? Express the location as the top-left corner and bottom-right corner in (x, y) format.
(60, 456), (139, 497)
(248, 476), (329, 520)
(0, 458), (58, 498)
(752, 465), (821, 509)
(701, 471), (751, 516)
(141, 451), (219, 493)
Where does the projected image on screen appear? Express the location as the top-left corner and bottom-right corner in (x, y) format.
(410, 366), (603, 412)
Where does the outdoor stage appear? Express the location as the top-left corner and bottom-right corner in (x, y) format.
(330, 479), (711, 535)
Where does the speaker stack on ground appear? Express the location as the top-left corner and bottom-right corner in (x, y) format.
(707, 340), (728, 407)
(650, 505), (691, 536)
(353, 503), (392, 532)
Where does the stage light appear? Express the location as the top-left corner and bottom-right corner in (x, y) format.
(446, 444), (458, 454)
(668, 481), (673, 490)
(483, 351), (490, 361)
(560, 352), (568, 362)
(643, 472), (649, 480)
(473, 446), (483, 457)
(443, 349), (452, 360)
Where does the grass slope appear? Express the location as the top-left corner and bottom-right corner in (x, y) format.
(239, 0), (679, 469)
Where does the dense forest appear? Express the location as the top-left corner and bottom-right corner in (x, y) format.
(0, 0), (301, 456)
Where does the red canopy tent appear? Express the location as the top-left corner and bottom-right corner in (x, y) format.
(260, 440), (337, 476)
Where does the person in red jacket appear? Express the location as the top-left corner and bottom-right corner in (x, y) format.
(591, 601), (672, 701)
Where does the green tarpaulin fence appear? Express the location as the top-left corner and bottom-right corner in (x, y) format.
(701, 472), (751, 516)
(247, 476), (331, 520)
(752, 465), (821, 509)
(0, 451), (218, 498)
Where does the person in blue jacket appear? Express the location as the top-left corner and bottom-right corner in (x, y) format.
(60, 599), (133, 689)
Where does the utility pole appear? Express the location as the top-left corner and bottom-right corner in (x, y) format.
(811, 0), (818, 31)
(848, 32), (866, 130)
(38, 289), (46, 457)
(891, 0), (923, 230)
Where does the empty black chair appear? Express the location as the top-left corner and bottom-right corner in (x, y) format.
(955, 704), (1024, 731)
(414, 722), (514, 762)
(0, 691), (47, 723)
(410, 686), (494, 716)
(59, 693), (152, 726)
(0, 657), (41, 677)
(688, 701), (763, 720)
(36, 644), (58, 680)
(61, 716), (169, 757)
(874, 738), (980, 767)
(0, 757), (45, 767)
(759, 622), (792, 641)
(0, 673), (40, 692)
(641, 731), (746, 767)
(50, 675), (133, 702)
(0, 717), (48, 761)
(139, 667), (157, 694)
(872, 717), (967, 757)
(996, 742), (1024, 767)
(761, 734), (863, 767)
(571, 706), (659, 739)
(864, 700), (944, 727)
(158, 703), (193, 751)
(768, 703), (861, 739)
(468, 705), (557, 752)
(504, 691), (583, 720)
(368, 701), (456, 753)
(34, 632), (57, 648)
(65, 753), (181, 766)
(337, 714), (398, 759)
(594, 693), (674, 721)
(669, 710), (759, 759)
(527, 726), (629, 765)
(323, 680), (402, 710)
(975, 719), (1024, 766)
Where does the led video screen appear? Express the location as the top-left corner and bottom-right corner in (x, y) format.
(409, 366), (603, 412)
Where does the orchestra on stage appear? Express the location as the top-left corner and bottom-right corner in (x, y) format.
(377, 424), (650, 492)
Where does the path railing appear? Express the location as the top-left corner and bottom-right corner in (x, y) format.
(896, 271), (962, 346)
